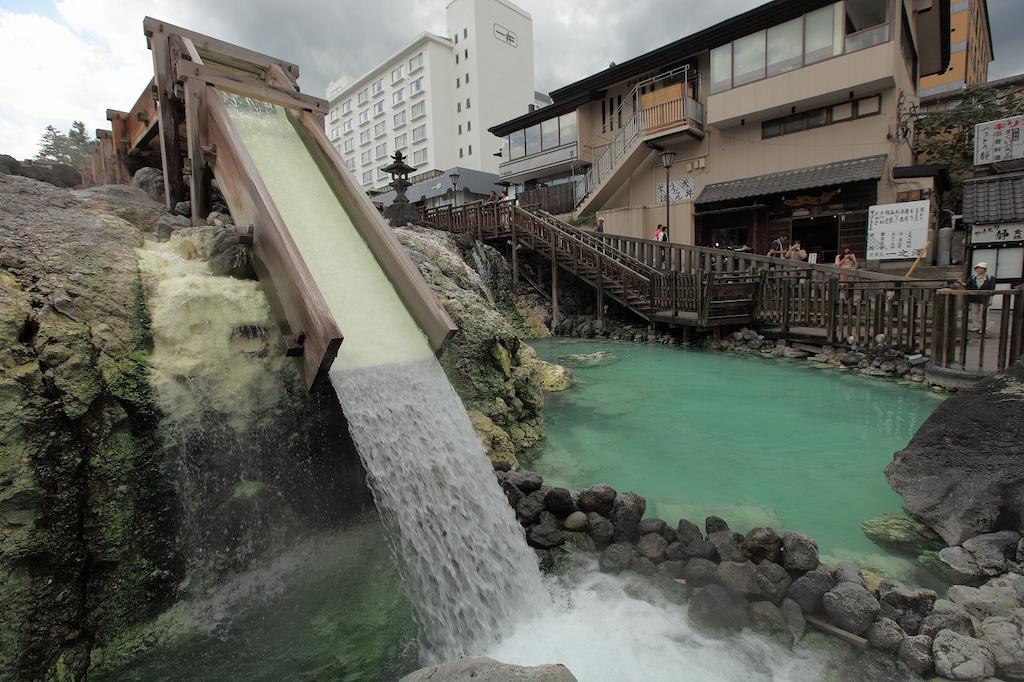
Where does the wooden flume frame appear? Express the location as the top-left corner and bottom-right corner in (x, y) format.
(90, 18), (457, 390)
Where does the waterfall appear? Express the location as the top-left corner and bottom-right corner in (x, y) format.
(222, 93), (548, 658)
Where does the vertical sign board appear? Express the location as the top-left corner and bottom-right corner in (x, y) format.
(974, 115), (1024, 166)
(866, 200), (930, 260)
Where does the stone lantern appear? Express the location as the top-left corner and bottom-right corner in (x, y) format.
(382, 150), (419, 226)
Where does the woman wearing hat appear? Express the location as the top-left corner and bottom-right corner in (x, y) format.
(965, 262), (996, 332)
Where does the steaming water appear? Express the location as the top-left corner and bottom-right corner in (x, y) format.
(223, 94), (548, 658)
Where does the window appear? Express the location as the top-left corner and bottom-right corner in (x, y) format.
(342, 119), (353, 133)
(391, 65), (403, 82)
(806, 107), (829, 128)
(341, 99), (352, 113)
(710, 45), (732, 94)
(456, 77), (460, 88)
(459, 147), (464, 158)
(463, 28), (467, 38)
(457, 102), (462, 113)
(395, 133), (407, 148)
(413, 148), (427, 165)
(831, 101), (854, 121)
(464, 48), (468, 59)
(856, 94), (881, 117)
(343, 138), (354, 153)
(458, 124), (462, 135)
(733, 30), (766, 86)
(782, 114), (806, 135)
(360, 130), (371, 145)
(412, 124), (427, 142)
(465, 73), (470, 84)
(378, 168), (390, 180)
(508, 129), (525, 160)
(374, 121), (386, 137)
(376, 143), (387, 159)
(466, 98), (471, 109)
(361, 150), (371, 164)
(767, 18), (803, 77)
(762, 119), (783, 138)
(410, 77), (424, 94)
(454, 33), (458, 45)
(525, 124), (541, 156)
(760, 94), (881, 138)
(358, 88), (368, 104)
(372, 101), (384, 116)
(467, 144), (472, 156)
(394, 110), (407, 127)
(372, 78), (383, 95)
(409, 53), (423, 71)
(456, 53), (460, 64)
(845, 0), (890, 52)
(559, 112), (577, 145)
(805, 3), (843, 64)
(359, 110), (369, 124)
(411, 101), (426, 118)
(541, 118), (559, 150)
(345, 158), (355, 171)
(393, 89), (404, 105)
(467, 120), (471, 132)
(362, 170), (372, 184)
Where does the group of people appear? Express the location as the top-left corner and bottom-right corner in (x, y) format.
(767, 233), (859, 280)
(652, 224), (669, 242)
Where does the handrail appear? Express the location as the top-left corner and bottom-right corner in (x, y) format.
(528, 208), (657, 277)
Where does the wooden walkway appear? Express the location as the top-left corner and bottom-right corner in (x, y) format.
(422, 202), (1024, 377)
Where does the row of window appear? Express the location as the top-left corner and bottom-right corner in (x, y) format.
(710, 0), (891, 95)
(345, 124), (428, 164)
(333, 100), (427, 139)
(335, 52), (425, 117)
(761, 94), (881, 138)
(503, 112), (579, 162)
(358, 148), (428, 185)
(456, 72), (470, 88)
(459, 145), (473, 159)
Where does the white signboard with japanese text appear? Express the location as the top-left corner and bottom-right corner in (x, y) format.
(974, 116), (1024, 166)
(655, 177), (695, 203)
(972, 223), (1024, 245)
(866, 200), (930, 260)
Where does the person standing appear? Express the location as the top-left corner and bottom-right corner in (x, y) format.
(659, 226), (669, 242)
(785, 239), (807, 262)
(835, 247), (858, 282)
(653, 224), (664, 242)
(595, 218), (605, 233)
(767, 233), (789, 257)
(965, 262), (996, 332)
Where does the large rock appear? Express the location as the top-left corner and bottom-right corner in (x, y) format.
(822, 582), (880, 635)
(675, 518), (703, 545)
(862, 513), (943, 554)
(741, 527), (782, 564)
(578, 484), (616, 515)
(508, 471), (543, 494)
(963, 531), (1022, 576)
(516, 490), (547, 525)
(717, 561), (762, 598)
(948, 584), (1017, 621)
(688, 584), (750, 633)
(756, 560), (792, 605)
(920, 601), (975, 639)
(131, 167), (165, 203)
(527, 523), (565, 549)
(782, 531), (819, 573)
(866, 618), (906, 652)
(979, 609), (1024, 680)
(885, 365), (1024, 546)
(932, 630), (996, 681)
(749, 601), (791, 645)
(610, 492), (646, 543)
(707, 530), (745, 562)
(637, 533), (668, 562)
(545, 487), (577, 517)
(587, 512), (614, 548)
(787, 571), (836, 614)
(780, 597), (807, 643)
(598, 543), (634, 573)
(898, 634), (934, 676)
(400, 657), (577, 681)
(683, 558), (719, 587)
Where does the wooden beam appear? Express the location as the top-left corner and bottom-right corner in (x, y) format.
(144, 17), (300, 81)
(105, 110), (131, 184)
(183, 76), (211, 224)
(149, 27), (186, 209)
(551, 227), (559, 332)
(176, 60), (327, 114)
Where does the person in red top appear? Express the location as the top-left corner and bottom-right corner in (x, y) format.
(653, 224), (664, 241)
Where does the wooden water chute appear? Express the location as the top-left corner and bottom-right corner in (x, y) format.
(142, 18), (457, 389)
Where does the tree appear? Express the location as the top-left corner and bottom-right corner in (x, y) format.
(914, 85), (1023, 210)
(34, 121), (94, 168)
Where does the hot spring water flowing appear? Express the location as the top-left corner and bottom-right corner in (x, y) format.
(223, 94), (547, 658)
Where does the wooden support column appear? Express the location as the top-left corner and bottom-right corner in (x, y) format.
(105, 111), (131, 184)
(550, 229), (559, 332)
(825, 278), (839, 344)
(183, 78), (211, 224)
(511, 219), (519, 287)
(148, 24), (186, 209)
(596, 255), (604, 320)
(780, 280), (791, 336)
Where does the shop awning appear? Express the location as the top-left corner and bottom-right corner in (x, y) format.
(962, 172), (1024, 225)
(695, 155), (887, 205)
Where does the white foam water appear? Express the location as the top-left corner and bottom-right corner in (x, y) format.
(330, 359), (548, 660)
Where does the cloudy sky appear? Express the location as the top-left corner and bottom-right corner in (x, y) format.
(1, 0), (1021, 159)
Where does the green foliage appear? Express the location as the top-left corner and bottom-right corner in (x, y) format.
(34, 121), (94, 168)
(563, 212), (597, 228)
(915, 85), (1022, 208)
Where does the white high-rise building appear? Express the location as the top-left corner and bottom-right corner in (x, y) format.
(326, 0), (536, 191)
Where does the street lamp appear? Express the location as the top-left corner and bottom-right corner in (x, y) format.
(449, 172), (461, 208)
(660, 150), (676, 240)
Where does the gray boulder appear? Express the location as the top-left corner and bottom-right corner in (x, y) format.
(898, 634), (934, 676)
(756, 560), (792, 605)
(683, 558), (719, 587)
(587, 513), (614, 548)
(688, 584), (750, 633)
(400, 657), (577, 681)
(545, 488), (577, 517)
(780, 597), (807, 643)
(948, 584), (1017, 621)
(920, 600), (975, 638)
(508, 471), (543, 494)
(717, 561), (762, 598)
(656, 560), (686, 580)
(610, 492), (646, 543)
(862, 513), (943, 554)
(676, 519), (703, 545)
(707, 530), (745, 562)
(878, 580), (937, 625)
(638, 517), (666, 536)
(684, 538), (718, 561)
(866, 617), (906, 652)
(939, 546), (987, 579)
(822, 582), (880, 635)
(527, 524), (564, 549)
(705, 515), (729, 534)
(598, 543), (634, 573)
(963, 530), (1022, 576)
(665, 542), (687, 562)
(629, 556), (656, 576)
(884, 366), (1024, 546)
(563, 511), (588, 531)
(516, 490), (546, 525)
(741, 527), (782, 564)
(932, 630), (996, 681)
(637, 533), (669, 562)
(979, 609), (1024, 680)
(156, 213), (190, 241)
(131, 167), (165, 203)
(749, 601), (791, 645)
(782, 531), (819, 572)
(578, 484), (616, 515)
(787, 571), (836, 613)
(832, 561), (866, 588)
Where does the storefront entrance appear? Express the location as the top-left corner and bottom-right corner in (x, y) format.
(791, 216), (839, 265)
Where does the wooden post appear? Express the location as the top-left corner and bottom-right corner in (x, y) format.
(671, 271), (678, 317)
(596, 255), (604, 320)
(511, 219), (519, 287)
(780, 280), (791, 335)
(148, 25), (186, 209)
(550, 229), (559, 332)
(183, 78), (210, 224)
(105, 111), (132, 184)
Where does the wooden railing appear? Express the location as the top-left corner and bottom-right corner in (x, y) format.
(931, 287), (1024, 374)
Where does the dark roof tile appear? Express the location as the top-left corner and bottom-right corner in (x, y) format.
(695, 155), (888, 205)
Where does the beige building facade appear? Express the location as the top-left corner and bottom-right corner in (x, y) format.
(491, 0), (951, 263)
